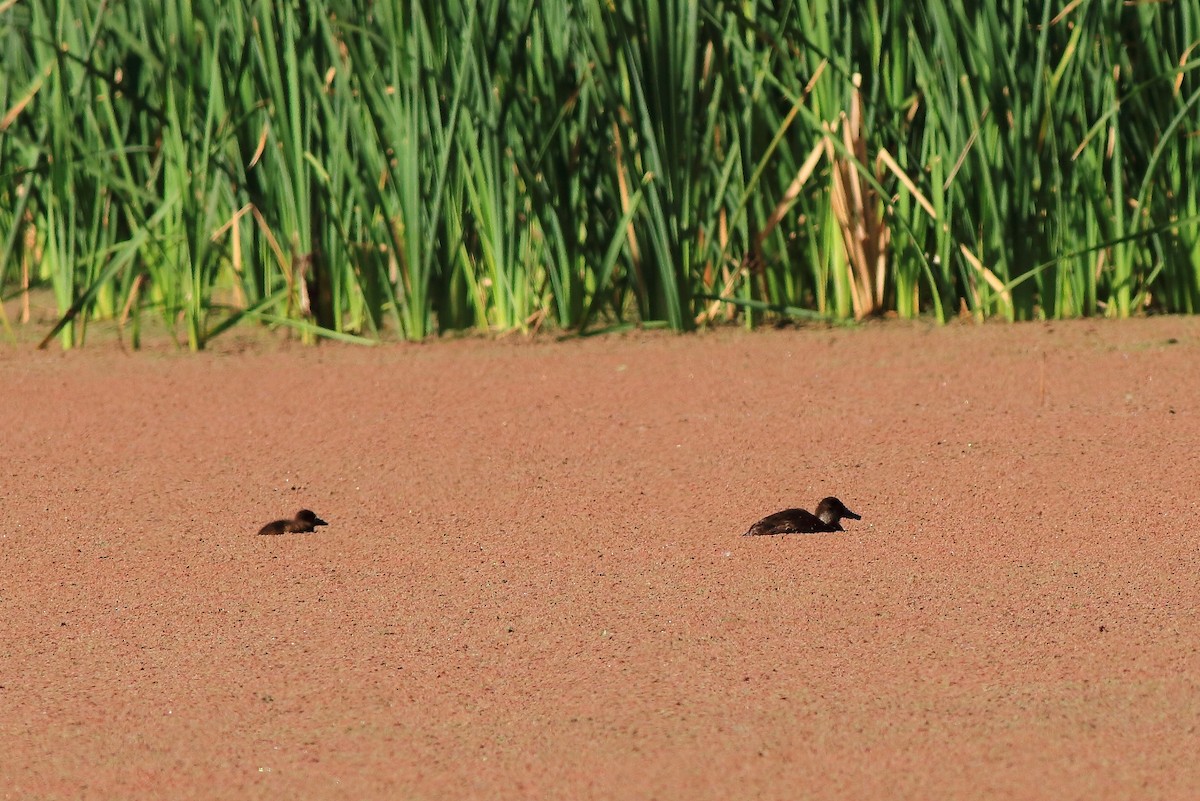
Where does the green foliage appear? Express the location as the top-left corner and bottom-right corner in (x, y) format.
(1, 0), (1198, 348)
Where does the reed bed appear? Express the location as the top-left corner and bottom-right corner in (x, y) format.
(1, 0), (1198, 348)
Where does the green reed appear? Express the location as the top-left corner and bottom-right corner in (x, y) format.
(1, 0), (1198, 349)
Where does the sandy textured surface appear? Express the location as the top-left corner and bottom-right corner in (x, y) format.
(2, 319), (1198, 800)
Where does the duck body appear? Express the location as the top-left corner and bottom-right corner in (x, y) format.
(258, 509), (328, 536)
(744, 497), (860, 536)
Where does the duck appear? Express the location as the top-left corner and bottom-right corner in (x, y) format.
(257, 509), (329, 536)
(743, 497), (860, 536)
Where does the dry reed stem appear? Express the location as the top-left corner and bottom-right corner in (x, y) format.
(877, 147), (936, 219)
(958, 243), (1012, 313)
(1, 64), (50, 132)
(612, 120), (644, 301)
(117, 273), (146, 342)
(21, 216), (35, 324)
(825, 81), (889, 320)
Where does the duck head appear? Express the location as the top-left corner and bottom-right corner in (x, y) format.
(295, 509), (328, 527)
(815, 497), (860, 526)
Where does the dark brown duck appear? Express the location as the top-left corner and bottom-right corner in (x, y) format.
(743, 497), (860, 536)
(257, 509), (329, 536)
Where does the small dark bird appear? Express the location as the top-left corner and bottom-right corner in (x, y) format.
(257, 509), (329, 536)
(743, 497), (861, 536)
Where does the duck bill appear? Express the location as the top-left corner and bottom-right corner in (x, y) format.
(844, 509), (862, 520)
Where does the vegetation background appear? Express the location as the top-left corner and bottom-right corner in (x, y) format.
(1, 0), (1198, 349)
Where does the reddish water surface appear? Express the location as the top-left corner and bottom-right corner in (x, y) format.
(2, 319), (1198, 800)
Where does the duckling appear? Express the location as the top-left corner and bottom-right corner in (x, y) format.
(743, 497), (860, 536)
(257, 509), (328, 536)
